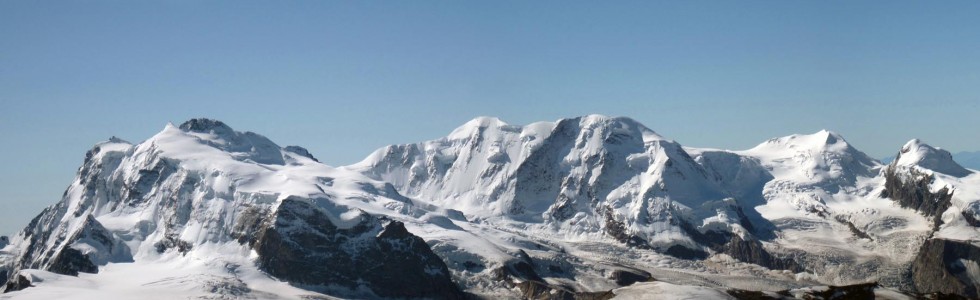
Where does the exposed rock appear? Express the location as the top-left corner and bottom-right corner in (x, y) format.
(963, 211), (980, 227)
(609, 269), (653, 286)
(724, 235), (803, 273)
(728, 282), (878, 300)
(0, 236), (8, 248)
(229, 205), (269, 244)
(253, 198), (465, 299)
(3, 274), (32, 293)
(804, 282), (877, 299)
(911, 238), (980, 298)
(179, 118), (232, 133)
(284, 145), (318, 162)
(664, 244), (708, 260)
(513, 280), (615, 300)
(726, 289), (787, 300)
(178, 118), (286, 165)
(881, 166), (953, 229)
(153, 234), (193, 255)
(492, 259), (616, 300)
(962, 202), (980, 227)
(834, 215), (872, 240)
(602, 207), (653, 250)
(16, 213), (126, 277)
(47, 247), (97, 276)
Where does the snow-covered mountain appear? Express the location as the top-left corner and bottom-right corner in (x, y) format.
(0, 119), (464, 299)
(2, 116), (979, 299)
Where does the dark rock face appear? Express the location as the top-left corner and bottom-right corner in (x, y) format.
(806, 282), (877, 299)
(911, 238), (980, 298)
(16, 211), (125, 278)
(511, 119), (579, 216)
(0, 236), (8, 248)
(605, 206), (720, 260)
(602, 207), (653, 250)
(610, 269), (653, 286)
(284, 145), (318, 162)
(153, 234), (193, 255)
(728, 283), (877, 300)
(724, 235), (803, 273)
(47, 248), (98, 276)
(492, 257), (615, 300)
(664, 245), (708, 260)
(962, 203), (980, 227)
(3, 274), (31, 293)
(229, 205), (269, 244)
(179, 118), (233, 133)
(122, 159), (176, 207)
(726, 289), (786, 300)
(513, 280), (614, 300)
(178, 118), (286, 165)
(881, 167), (953, 228)
(834, 216), (872, 240)
(253, 198), (465, 299)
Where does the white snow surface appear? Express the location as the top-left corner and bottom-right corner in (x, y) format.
(2, 244), (334, 300)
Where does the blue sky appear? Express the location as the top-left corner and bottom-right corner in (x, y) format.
(1, 1), (979, 235)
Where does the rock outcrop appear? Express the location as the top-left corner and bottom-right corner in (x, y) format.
(724, 235), (803, 273)
(253, 198), (465, 299)
(911, 238), (980, 298)
(881, 166), (953, 228)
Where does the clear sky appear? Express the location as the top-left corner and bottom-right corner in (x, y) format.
(1, 1), (979, 235)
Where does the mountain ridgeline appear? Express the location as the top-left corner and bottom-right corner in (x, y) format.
(1, 116), (978, 299)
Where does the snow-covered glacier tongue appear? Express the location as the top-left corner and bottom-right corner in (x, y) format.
(3, 116), (979, 299)
(0, 119), (464, 299)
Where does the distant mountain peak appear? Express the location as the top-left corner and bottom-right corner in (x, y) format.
(156, 119), (286, 165)
(752, 130), (857, 155)
(893, 139), (971, 177)
(577, 114), (664, 139)
(817, 129), (844, 143)
(447, 116), (511, 140)
(106, 136), (129, 144)
(178, 118), (234, 134)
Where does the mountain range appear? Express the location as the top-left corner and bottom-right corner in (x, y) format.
(1, 116), (978, 299)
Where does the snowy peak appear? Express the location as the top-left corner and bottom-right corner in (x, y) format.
(741, 130), (878, 187)
(157, 119), (287, 165)
(572, 114), (665, 143)
(353, 115), (739, 255)
(893, 139), (971, 177)
(751, 130), (852, 153)
(444, 115), (664, 144)
(446, 116), (512, 140)
(178, 118), (235, 135)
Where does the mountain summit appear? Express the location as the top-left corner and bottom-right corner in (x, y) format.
(893, 139), (971, 177)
